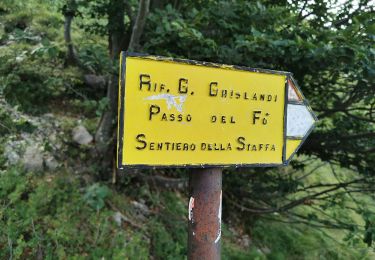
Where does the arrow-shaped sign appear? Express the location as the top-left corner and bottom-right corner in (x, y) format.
(117, 53), (317, 168)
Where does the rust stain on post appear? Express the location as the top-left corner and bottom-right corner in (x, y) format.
(188, 168), (222, 260)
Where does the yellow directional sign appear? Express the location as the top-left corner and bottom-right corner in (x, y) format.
(117, 53), (317, 168)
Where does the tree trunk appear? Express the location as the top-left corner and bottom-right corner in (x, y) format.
(94, 0), (126, 172)
(64, 13), (78, 66)
(95, 0), (150, 174)
(95, 75), (117, 153)
(128, 0), (150, 52)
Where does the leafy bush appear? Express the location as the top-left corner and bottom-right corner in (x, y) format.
(78, 42), (111, 74)
(252, 220), (369, 260)
(0, 43), (82, 114)
(83, 183), (111, 211)
(3, 11), (33, 33)
(0, 167), (149, 258)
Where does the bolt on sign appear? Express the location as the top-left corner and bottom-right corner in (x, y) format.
(117, 52), (317, 168)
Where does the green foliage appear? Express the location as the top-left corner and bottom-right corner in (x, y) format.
(3, 10), (33, 33)
(0, 108), (36, 136)
(252, 220), (369, 260)
(67, 97), (109, 119)
(83, 183), (111, 210)
(363, 211), (375, 247)
(0, 167), (149, 259)
(222, 225), (265, 260)
(143, 0), (375, 172)
(0, 40), (82, 114)
(147, 191), (187, 259)
(1, 165), (374, 258)
(144, 4), (218, 58)
(149, 220), (185, 259)
(78, 42), (111, 73)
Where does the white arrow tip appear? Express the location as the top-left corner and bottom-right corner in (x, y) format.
(287, 104), (315, 138)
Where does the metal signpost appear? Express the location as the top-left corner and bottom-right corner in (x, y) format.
(117, 52), (317, 259)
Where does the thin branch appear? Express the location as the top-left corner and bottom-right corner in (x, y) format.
(287, 157), (318, 177)
(332, 0), (369, 27)
(128, 0), (150, 52)
(295, 178), (367, 193)
(106, 201), (144, 230)
(226, 178), (367, 214)
(295, 162), (326, 182)
(262, 215), (349, 230)
(339, 132), (375, 140)
(298, 0), (309, 20)
(344, 111), (375, 123)
(125, 1), (135, 25)
(0, 121), (12, 133)
(138, 173), (187, 190)
(289, 212), (361, 230)
(7, 233), (13, 260)
(329, 164), (361, 207)
(64, 83), (88, 100)
(315, 189), (375, 200)
(309, 205), (362, 229)
(317, 107), (373, 118)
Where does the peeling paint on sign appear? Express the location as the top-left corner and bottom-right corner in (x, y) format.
(188, 196), (195, 223)
(145, 94), (187, 112)
(215, 190), (222, 244)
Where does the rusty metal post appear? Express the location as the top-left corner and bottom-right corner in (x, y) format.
(188, 168), (222, 260)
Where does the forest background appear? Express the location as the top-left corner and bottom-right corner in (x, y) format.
(0, 0), (374, 259)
